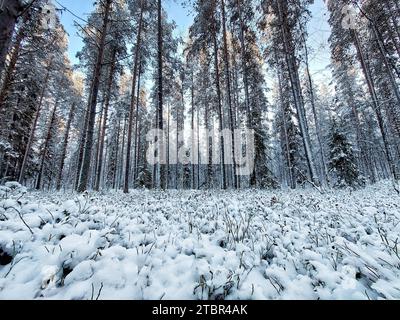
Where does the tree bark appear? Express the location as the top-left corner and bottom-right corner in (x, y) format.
(301, 32), (328, 185)
(353, 31), (399, 180)
(212, 23), (227, 190)
(276, 0), (319, 186)
(56, 102), (76, 190)
(124, 0), (144, 193)
(77, 0), (112, 192)
(133, 56), (142, 185)
(221, 0), (238, 189)
(36, 100), (58, 190)
(18, 62), (52, 183)
(95, 47), (117, 191)
(157, 0), (166, 190)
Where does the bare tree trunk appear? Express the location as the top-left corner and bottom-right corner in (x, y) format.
(275, 48), (295, 189)
(357, 6), (400, 105)
(93, 101), (105, 188)
(205, 96), (212, 188)
(95, 48), (117, 191)
(197, 96), (200, 189)
(221, 0), (237, 189)
(18, 62), (52, 183)
(75, 103), (90, 190)
(133, 57), (142, 185)
(119, 114), (127, 189)
(56, 102), (76, 190)
(167, 103), (170, 189)
(353, 31), (399, 180)
(212, 25), (227, 190)
(77, 0), (112, 193)
(191, 71), (195, 189)
(112, 117), (121, 190)
(235, 0), (253, 187)
(276, 0), (319, 186)
(124, 0), (144, 193)
(157, 0), (166, 190)
(36, 100), (58, 190)
(302, 32), (328, 185)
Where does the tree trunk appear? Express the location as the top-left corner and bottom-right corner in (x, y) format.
(112, 117), (121, 190)
(36, 100), (58, 190)
(275, 48), (295, 189)
(75, 102), (90, 189)
(212, 24), (227, 190)
(77, 0), (112, 192)
(221, 0), (237, 189)
(124, 0), (144, 193)
(191, 71), (195, 189)
(133, 57), (142, 185)
(302, 32), (328, 185)
(353, 31), (399, 180)
(157, 0), (166, 190)
(56, 102), (76, 190)
(18, 62), (52, 183)
(276, 0), (319, 186)
(95, 47), (117, 191)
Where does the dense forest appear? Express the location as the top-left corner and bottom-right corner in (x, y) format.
(0, 0), (400, 193)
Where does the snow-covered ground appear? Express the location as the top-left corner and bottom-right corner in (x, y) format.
(0, 182), (400, 300)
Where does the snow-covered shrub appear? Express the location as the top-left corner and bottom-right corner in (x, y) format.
(0, 181), (400, 299)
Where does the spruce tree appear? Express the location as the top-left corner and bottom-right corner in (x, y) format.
(328, 119), (364, 189)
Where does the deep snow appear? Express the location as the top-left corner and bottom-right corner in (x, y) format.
(0, 182), (400, 300)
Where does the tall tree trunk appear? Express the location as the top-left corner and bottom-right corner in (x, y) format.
(112, 116), (121, 190)
(167, 103), (170, 189)
(221, 0), (238, 189)
(36, 100), (58, 190)
(302, 32), (328, 185)
(119, 113), (127, 189)
(235, 0), (254, 187)
(133, 57), (142, 185)
(353, 31), (399, 180)
(276, 0), (319, 186)
(275, 48), (295, 189)
(124, 0), (144, 193)
(357, 6), (400, 105)
(18, 62), (52, 183)
(95, 47), (117, 191)
(197, 96), (200, 189)
(75, 103), (90, 189)
(77, 0), (112, 192)
(205, 95), (212, 188)
(212, 24), (227, 190)
(56, 102), (76, 190)
(93, 101), (105, 189)
(157, 0), (166, 190)
(191, 71), (195, 189)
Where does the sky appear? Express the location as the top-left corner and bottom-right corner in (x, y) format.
(56, 0), (332, 83)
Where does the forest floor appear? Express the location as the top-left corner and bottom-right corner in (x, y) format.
(0, 182), (400, 300)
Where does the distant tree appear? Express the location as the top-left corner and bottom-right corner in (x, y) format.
(328, 118), (364, 189)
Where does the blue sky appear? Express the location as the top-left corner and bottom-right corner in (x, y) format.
(57, 0), (194, 64)
(57, 0), (332, 81)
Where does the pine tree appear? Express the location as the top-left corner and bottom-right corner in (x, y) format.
(328, 118), (364, 189)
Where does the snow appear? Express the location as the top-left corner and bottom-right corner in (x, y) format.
(0, 182), (400, 300)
